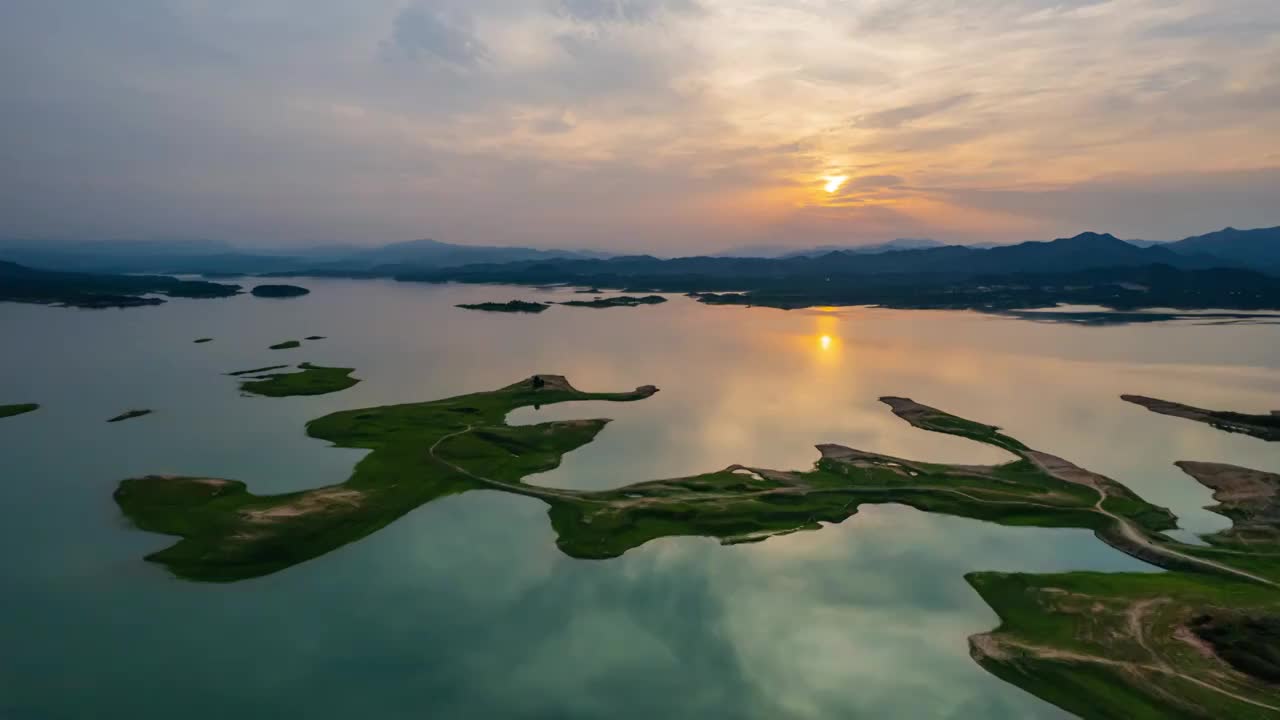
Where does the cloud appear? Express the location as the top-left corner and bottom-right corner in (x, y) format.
(556, 0), (701, 24)
(854, 94), (974, 129)
(386, 4), (487, 67)
(0, 0), (1277, 251)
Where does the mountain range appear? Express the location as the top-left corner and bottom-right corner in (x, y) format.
(0, 225), (1276, 279)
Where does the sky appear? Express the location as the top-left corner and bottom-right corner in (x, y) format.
(1, 0), (1278, 253)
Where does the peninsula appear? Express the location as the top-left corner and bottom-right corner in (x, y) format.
(1123, 395), (1280, 441)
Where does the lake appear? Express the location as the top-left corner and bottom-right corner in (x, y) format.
(2, 279), (1278, 719)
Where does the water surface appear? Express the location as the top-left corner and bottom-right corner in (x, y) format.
(2, 279), (1278, 718)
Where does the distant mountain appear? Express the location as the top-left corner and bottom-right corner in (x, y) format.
(0, 237), (611, 275)
(713, 238), (945, 258)
(1168, 226), (1280, 270)
(341, 238), (610, 268)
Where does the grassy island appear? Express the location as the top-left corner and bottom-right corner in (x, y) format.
(113, 382), (1280, 717)
(238, 363), (360, 397)
(269, 340), (301, 350)
(456, 300), (550, 313)
(559, 295), (667, 309)
(251, 284), (310, 298)
(108, 409), (153, 423)
(0, 403), (39, 419)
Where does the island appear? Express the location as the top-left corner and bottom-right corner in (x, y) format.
(108, 409), (153, 423)
(113, 381), (1280, 717)
(251, 284), (310, 298)
(0, 260), (241, 309)
(559, 295), (667, 308)
(0, 403), (39, 419)
(304, 335), (326, 341)
(269, 340), (301, 350)
(1123, 394), (1280, 441)
(456, 300), (550, 313)
(237, 363), (360, 397)
(193, 338), (213, 344)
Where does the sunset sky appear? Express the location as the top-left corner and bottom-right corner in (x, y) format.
(2, 1), (1278, 252)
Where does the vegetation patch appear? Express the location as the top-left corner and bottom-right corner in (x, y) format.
(238, 363), (360, 397)
(193, 338), (213, 344)
(108, 409), (153, 423)
(1191, 614), (1280, 684)
(0, 403), (39, 419)
(269, 340), (301, 350)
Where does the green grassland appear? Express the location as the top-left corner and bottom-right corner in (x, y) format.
(112, 379), (1280, 717)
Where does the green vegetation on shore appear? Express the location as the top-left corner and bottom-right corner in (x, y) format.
(456, 300), (550, 313)
(0, 403), (39, 419)
(238, 363), (360, 397)
(269, 340), (301, 350)
(112, 381), (1280, 716)
(108, 409), (153, 423)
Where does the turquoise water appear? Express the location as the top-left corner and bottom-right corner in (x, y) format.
(2, 279), (1278, 718)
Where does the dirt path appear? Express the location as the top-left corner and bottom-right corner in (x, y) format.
(1023, 450), (1277, 586)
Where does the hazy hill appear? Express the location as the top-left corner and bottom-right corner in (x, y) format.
(1169, 226), (1280, 269)
(0, 237), (610, 275)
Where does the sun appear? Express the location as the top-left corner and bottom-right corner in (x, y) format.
(823, 175), (848, 193)
(819, 334), (833, 351)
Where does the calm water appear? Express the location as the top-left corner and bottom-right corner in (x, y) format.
(3, 279), (1279, 719)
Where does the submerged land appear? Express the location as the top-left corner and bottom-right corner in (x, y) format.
(237, 363), (360, 397)
(113, 378), (1280, 717)
(0, 403), (39, 419)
